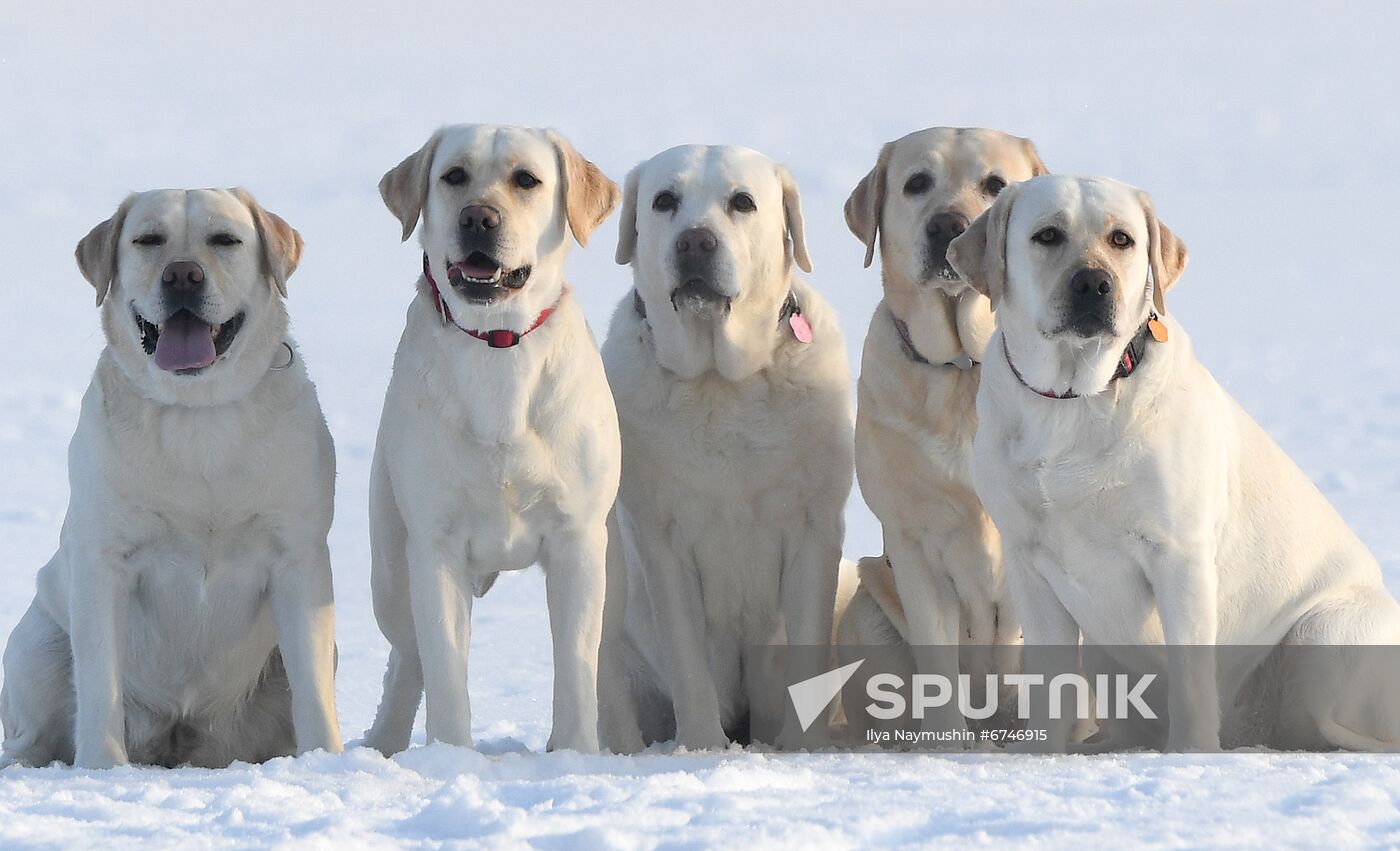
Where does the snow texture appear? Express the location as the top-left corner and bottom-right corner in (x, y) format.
(3, 1), (1400, 846)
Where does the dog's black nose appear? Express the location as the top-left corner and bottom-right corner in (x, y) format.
(1066, 268), (1116, 335)
(675, 227), (718, 255)
(459, 204), (501, 234)
(161, 260), (205, 292)
(926, 212), (969, 241)
(1070, 268), (1114, 299)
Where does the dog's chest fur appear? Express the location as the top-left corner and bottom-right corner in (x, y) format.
(977, 326), (1392, 657)
(975, 358), (1172, 645)
(856, 302), (983, 510)
(620, 361), (822, 538)
(37, 353), (332, 714)
(384, 303), (617, 574)
(606, 302), (851, 631)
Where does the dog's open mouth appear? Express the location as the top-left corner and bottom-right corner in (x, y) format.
(923, 256), (961, 285)
(133, 306), (245, 375)
(446, 252), (531, 301)
(670, 279), (732, 318)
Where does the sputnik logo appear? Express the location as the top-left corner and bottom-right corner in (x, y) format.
(787, 659), (864, 732)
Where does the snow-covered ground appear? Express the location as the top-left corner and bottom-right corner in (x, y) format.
(4, 1), (1400, 846)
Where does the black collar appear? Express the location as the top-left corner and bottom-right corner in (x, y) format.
(777, 291), (801, 326)
(1004, 312), (1161, 400)
(892, 314), (978, 370)
(633, 289), (803, 329)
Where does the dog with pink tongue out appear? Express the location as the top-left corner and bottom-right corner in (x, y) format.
(1, 188), (342, 769)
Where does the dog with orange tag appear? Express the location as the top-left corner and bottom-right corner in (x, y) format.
(951, 174), (1400, 752)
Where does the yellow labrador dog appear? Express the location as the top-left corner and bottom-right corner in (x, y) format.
(950, 174), (1400, 751)
(363, 125), (620, 755)
(838, 128), (1046, 735)
(599, 145), (853, 752)
(1, 189), (341, 769)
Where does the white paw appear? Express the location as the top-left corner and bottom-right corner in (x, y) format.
(676, 724), (730, 751)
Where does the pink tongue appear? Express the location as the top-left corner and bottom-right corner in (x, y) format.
(153, 313), (217, 372)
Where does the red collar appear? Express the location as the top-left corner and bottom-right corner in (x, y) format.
(423, 254), (561, 348)
(1003, 313), (1162, 400)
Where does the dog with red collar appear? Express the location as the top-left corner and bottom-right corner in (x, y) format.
(362, 124), (621, 755)
(950, 174), (1400, 752)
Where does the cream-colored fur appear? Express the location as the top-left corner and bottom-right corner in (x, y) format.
(362, 125), (621, 755)
(838, 128), (1046, 736)
(599, 145), (853, 752)
(1, 189), (341, 769)
(950, 174), (1400, 752)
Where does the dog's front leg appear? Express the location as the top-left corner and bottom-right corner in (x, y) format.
(887, 533), (966, 740)
(597, 508), (644, 753)
(773, 521), (842, 750)
(406, 535), (475, 748)
(542, 525), (607, 753)
(270, 543), (343, 754)
(637, 536), (728, 750)
(69, 561), (131, 769)
(1005, 555), (1081, 753)
(1152, 551), (1222, 752)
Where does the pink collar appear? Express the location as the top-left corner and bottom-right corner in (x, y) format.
(423, 254), (561, 348)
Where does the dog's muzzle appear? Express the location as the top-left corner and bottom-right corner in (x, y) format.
(924, 211), (970, 284)
(1062, 267), (1117, 337)
(671, 227), (732, 317)
(448, 204), (531, 303)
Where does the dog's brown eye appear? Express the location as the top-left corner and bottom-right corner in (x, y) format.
(441, 167), (468, 186)
(132, 233), (166, 247)
(514, 170), (540, 190)
(1033, 227), (1064, 246)
(1109, 230), (1134, 249)
(730, 192), (756, 213)
(652, 191), (679, 212)
(983, 175), (1008, 197)
(208, 233), (242, 247)
(903, 172), (933, 196)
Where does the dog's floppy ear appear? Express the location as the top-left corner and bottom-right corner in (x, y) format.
(233, 188), (304, 298)
(614, 165), (642, 266)
(380, 128), (444, 242)
(947, 181), (1021, 309)
(75, 194), (137, 307)
(844, 142), (892, 269)
(1021, 136), (1050, 177)
(547, 130), (620, 248)
(778, 164), (813, 274)
(1139, 192), (1189, 314)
